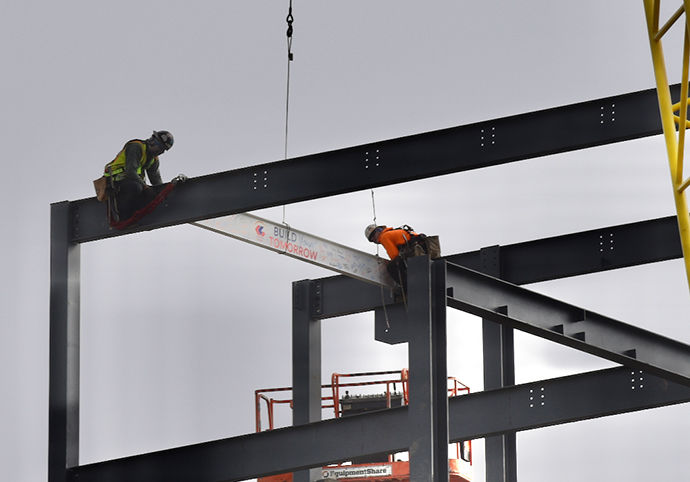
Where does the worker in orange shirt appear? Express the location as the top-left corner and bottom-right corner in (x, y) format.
(365, 224), (420, 292)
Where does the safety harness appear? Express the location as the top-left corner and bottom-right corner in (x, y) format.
(108, 183), (176, 229)
(104, 140), (156, 182)
(107, 175), (187, 230)
(395, 225), (435, 259)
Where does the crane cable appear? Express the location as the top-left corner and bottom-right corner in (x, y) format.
(284, 0), (294, 161)
(371, 189), (391, 332)
(281, 0), (295, 251)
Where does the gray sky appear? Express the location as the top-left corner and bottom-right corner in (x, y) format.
(2, 1), (690, 481)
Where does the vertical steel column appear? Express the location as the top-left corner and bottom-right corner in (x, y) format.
(49, 202), (80, 482)
(431, 260), (449, 482)
(407, 256), (449, 482)
(480, 246), (517, 482)
(292, 280), (322, 482)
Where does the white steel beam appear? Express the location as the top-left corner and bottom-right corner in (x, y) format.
(193, 213), (396, 288)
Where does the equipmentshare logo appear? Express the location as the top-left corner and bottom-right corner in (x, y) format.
(321, 465), (393, 479)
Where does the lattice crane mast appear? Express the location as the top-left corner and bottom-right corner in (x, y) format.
(644, 0), (690, 293)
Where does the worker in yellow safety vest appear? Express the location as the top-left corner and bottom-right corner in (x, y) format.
(104, 130), (174, 220)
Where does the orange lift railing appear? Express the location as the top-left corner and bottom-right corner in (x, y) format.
(643, 0), (690, 293)
(254, 369), (472, 462)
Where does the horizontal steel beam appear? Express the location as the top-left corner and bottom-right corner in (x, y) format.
(446, 215), (682, 285)
(68, 367), (690, 482)
(448, 366), (690, 440)
(316, 275), (397, 319)
(445, 262), (690, 387)
(312, 215), (684, 324)
(70, 406), (408, 482)
(69, 86), (672, 243)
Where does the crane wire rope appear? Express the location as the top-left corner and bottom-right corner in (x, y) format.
(279, 4), (394, 322)
(284, 0), (294, 161)
(280, 0), (295, 254)
(371, 189), (391, 331)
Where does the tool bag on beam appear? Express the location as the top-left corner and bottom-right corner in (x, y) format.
(396, 225), (441, 259)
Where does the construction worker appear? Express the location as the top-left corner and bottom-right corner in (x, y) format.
(104, 130), (174, 221)
(365, 224), (420, 292)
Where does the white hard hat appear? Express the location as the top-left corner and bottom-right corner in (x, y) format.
(365, 224), (384, 241)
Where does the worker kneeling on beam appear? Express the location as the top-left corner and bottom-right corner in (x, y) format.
(365, 224), (441, 294)
(102, 130), (175, 221)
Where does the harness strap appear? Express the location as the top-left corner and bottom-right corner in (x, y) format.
(109, 182), (176, 230)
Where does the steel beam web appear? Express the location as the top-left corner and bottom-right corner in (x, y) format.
(68, 86), (670, 243)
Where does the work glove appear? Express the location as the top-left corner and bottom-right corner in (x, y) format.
(172, 174), (188, 185)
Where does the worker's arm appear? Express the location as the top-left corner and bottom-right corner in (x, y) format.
(379, 232), (400, 259)
(145, 158), (163, 186)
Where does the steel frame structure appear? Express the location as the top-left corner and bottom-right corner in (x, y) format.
(66, 85), (674, 244)
(50, 85), (690, 482)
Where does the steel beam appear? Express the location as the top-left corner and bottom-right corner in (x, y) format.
(431, 260), (450, 482)
(67, 367), (690, 482)
(195, 213), (395, 288)
(445, 262), (690, 387)
(311, 215), (683, 322)
(68, 406), (408, 482)
(316, 274), (396, 319)
(406, 258), (449, 482)
(292, 280), (323, 427)
(292, 280), (323, 482)
(407, 256), (436, 482)
(69, 86), (674, 243)
(447, 215), (682, 285)
(478, 246), (517, 482)
(49, 202), (81, 481)
(447, 366), (690, 440)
